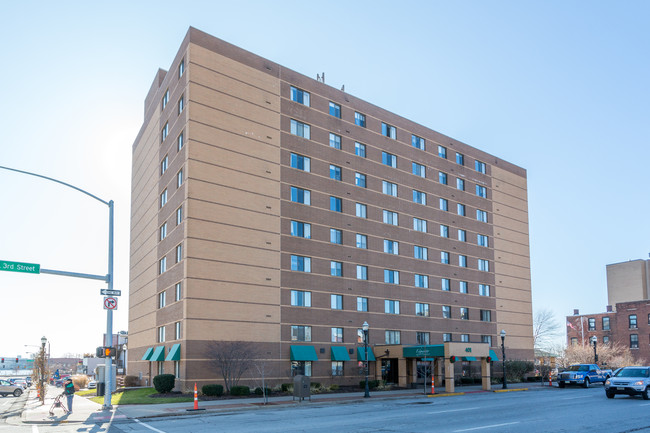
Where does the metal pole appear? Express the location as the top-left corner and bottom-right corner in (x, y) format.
(364, 326), (370, 398)
(40, 341), (46, 405)
(501, 335), (507, 390)
(103, 200), (114, 410)
(593, 340), (598, 364)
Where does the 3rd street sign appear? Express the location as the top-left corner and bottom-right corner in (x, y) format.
(0, 260), (40, 274)
(100, 289), (121, 297)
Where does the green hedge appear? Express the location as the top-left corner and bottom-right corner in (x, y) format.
(230, 385), (250, 396)
(202, 384), (224, 396)
(153, 374), (175, 394)
(359, 380), (382, 390)
(281, 383), (292, 392)
(254, 387), (271, 395)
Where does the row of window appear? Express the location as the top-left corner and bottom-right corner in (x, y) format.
(571, 334), (649, 349)
(585, 314), (650, 332)
(158, 242), (183, 274)
(158, 321), (182, 343)
(289, 87), (488, 175)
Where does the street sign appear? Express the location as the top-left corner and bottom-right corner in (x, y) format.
(0, 260), (40, 274)
(103, 297), (118, 310)
(100, 289), (121, 296)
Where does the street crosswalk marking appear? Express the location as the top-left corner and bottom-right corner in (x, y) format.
(454, 421), (520, 432)
(134, 418), (167, 433)
(32, 425), (38, 433)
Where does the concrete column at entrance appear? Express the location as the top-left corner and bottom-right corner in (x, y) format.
(374, 361), (381, 380)
(481, 358), (491, 391)
(398, 358), (407, 387)
(445, 359), (455, 393)
(435, 358), (444, 387)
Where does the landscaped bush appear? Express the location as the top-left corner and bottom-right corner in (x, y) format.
(153, 374), (175, 393)
(230, 385), (250, 396)
(359, 380), (382, 390)
(254, 387), (271, 395)
(281, 383), (293, 392)
(124, 375), (140, 387)
(328, 384), (339, 391)
(310, 382), (322, 390)
(70, 375), (88, 390)
(202, 384), (224, 396)
(505, 360), (534, 383)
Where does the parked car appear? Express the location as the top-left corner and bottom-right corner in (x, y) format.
(24, 377), (32, 387)
(13, 379), (28, 389)
(605, 366), (650, 399)
(0, 379), (23, 397)
(557, 364), (612, 388)
(87, 380), (97, 389)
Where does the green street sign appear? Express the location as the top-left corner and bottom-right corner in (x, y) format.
(0, 260), (40, 274)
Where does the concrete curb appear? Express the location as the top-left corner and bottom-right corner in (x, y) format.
(493, 388), (529, 393)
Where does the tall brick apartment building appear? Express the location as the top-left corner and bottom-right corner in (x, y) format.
(128, 27), (533, 391)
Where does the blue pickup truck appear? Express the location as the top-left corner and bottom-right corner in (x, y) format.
(557, 364), (612, 388)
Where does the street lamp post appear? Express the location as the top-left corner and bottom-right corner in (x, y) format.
(500, 330), (507, 390)
(591, 336), (598, 364)
(40, 336), (47, 405)
(363, 321), (370, 398)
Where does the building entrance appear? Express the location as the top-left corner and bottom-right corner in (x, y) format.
(381, 359), (398, 384)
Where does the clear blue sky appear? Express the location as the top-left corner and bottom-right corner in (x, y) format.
(1, 1), (648, 357)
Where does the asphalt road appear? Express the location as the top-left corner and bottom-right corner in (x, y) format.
(7, 385), (650, 433)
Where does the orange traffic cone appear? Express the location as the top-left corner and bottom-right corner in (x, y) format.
(186, 382), (205, 412)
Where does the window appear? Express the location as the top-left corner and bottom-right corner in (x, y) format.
(160, 189), (168, 207)
(383, 210), (398, 225)
(460, 281), (468, 293)
(290, 153), (311, 171)
(176, 244), (182, 263)
(439, 172), (448, 185)
(385, 330), (401, 344)
(291, 325), (312, 342)
(159, 223), (167, 241)
(480, 310), (491, 322)
(478, 259), (490, 272)
(290, 187), (311, 205)
(413, 190), (426, 205)
(477, 209), (488, 222)
(329, 101), (341, 118)
(158, 326), (165, 343)
(176, 206), (183, 225)
(331, 261), (343, 277)
(175, 282), (181, 301)
(161, 122), (169, 142)
(355, 112), (366, 127)
(603, 336), (610, 344)
(161, 155), (168, 175)
(330, 196), (342, 212)
(329, 133), (342, 149)
(356, 203), (367, 218)
(331, 294), (343, 310)
(411, 134), (425, 150)
(290, 86), (310, 106)
(413, 218), (427, 232)
(456, 178), (465, 191)
(457, 204), (466, 216)
(443, 333), (452, 342)
(440, 198), (448, 211)
(479, 284), (490, 296)
(290, 255), (311, 272)
(159, 257), (167, 274)
(332, 361), (344, 376)
(384, 269), (400, 284)
(177, 169), (183, 188)
(357, 297), (368, 312)
(477, 234), (489, 247)
(588, 318), (596, 331)
(175, 322), (181, 340)
(381, 122), (396, 139)
(177, 132), (184, 151)
(416, 332), (430, 345)
(442, 306), (451, 319)
(178, 95), (184, 114)
(356, 265), (368, 280)
(382, 181), (398, 197)
(158, 291), (166, 308)
(440, 225), (449, 238)
(382, 151), (397, 168)
(385, 300), (400, 314)
(631, 334), (639, 349)
(414, 246), (428, 260)
(384, 240), (399, 255)
(456, 152), (464, 165)
(441, 278), (450, 291)
(460, 308), (469, 320)
(291, 290), (311, 307)
(481, 335), (492, 346)
(476, 185), (487, 198)
(441, 251), (450, 264)
(602, 317), (610, 330)
(330, 228), (342, 244)
(290, 119), (311, 139)
(355, 172), (366, 188)
(412, 162), (426, 178)
(461, 334), (469, 343)
(291, 221), (312, 238)
(356, 234), (367, 249)
(178, 59), (184, 78)
(458, 229), (466, 242)
(475, 160), (486, 174)
(355, 142), (366, 157)
(162, 89), (169, 109)
(571, 337), (578, 346)
(629, 315), (638, 329)
(414, 274), (429, 288)
(438, 145), (447, 159)
(416, 303), (429, 317)
(291, 361), (312, 376)
(329, 165), (342, 181)
(458, 255), (467, 267)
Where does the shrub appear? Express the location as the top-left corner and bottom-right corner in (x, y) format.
(505, 360), (535, 383)
(328, 384), (339, 391)
(153, 374), (175, 394)
(359, 379), (382, 390)
(281, 383), (293, 392)
(70, 375), (87, 390)
(124, 375), (140, 387)
(202, 384), (224, 396)
(230, 385), (250, 396)
(310, 382), (322, 390)
(254, 387), (271, 396)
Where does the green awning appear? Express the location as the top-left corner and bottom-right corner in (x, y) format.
(141, 347), (154, 361)
(150, 346), (166, 362)
(331, 346), (351, 361)
(462, 356), (477, 361)
(403, 344), (445, 358)
(489, 349), (499, 361)
(290, 345), (318, 361)
(357, 347), (376, 361)
(165, 344), (181, 361)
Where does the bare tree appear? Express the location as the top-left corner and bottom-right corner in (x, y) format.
(205, 341), (257, 393)
(559, 342), (646, 370)
(533, 309), (562, 350)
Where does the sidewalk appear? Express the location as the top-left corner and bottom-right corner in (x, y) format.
(19, 382), (551, 425)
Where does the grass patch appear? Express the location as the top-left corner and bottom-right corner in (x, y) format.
(86, 388), (193, 405)
(76, 389), (97, 397)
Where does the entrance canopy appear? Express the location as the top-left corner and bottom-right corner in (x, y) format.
(402, 342), (490, 359)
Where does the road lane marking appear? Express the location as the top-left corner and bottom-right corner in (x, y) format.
(428, 407), (480, 414)
(454, 422), (520, 432)
(134, 419), (167, 433)
(559, 396), (592, 400)
(32, 426), (38, 433)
